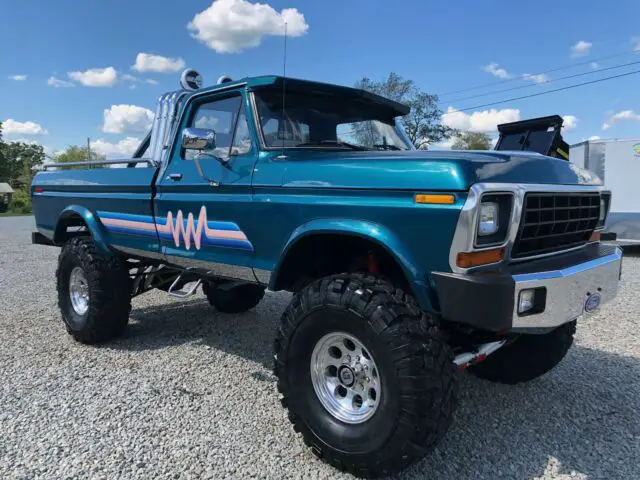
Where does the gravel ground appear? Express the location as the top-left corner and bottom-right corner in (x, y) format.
(1, 216), (638, 480)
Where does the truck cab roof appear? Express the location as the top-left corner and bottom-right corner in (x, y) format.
(185, 75), (410, 117)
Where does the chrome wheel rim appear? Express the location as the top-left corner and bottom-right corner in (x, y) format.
(69, 267), (90, 315)
(310, 332), (380, 424)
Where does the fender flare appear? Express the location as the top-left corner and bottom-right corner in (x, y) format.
(269, 218), (435, 310)
(54, 205), (112, 256)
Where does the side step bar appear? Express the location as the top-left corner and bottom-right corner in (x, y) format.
(167, 270), (202, 298)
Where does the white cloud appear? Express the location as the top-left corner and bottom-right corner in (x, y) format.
(188, 0), (308, 53)
(590, 62), (600, 69)
(601, 110), (640, 130)
(441, 106), (520, 133)
(132, 53), (185, 73)
(522, 72), (549, 84)
(483, 62), (510, 79)
(90, 137), (142, 158)
(587, 136), (601, 141)
(68, 67), (118, 87)
(434, 137), (455, 150)
(562, 115), (578, 131)
(633, 37), (640, 52)
(195, 116), (219, 129)
(102, 104), (155, 133)
(122, 74), (158, 86)
(8, 74), (26, 81)
(47, 76), (75, 88)
(571, 40), (592, 57)
(2, 119), (48, 136)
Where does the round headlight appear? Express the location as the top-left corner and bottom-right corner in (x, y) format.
(478, 202), (499, 236)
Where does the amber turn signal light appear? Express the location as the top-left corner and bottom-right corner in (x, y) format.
(589, 231), (601, 242)
(415, 194), (455, 205)
(456, 248), (505, 268)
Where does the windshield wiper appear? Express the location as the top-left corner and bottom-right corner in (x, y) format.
(295, 140), (370, 151)
(373, 144), (402, 151)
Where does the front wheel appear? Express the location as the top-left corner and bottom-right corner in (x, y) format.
(468, 321), (576, 384)
(274, 273), (457, 478)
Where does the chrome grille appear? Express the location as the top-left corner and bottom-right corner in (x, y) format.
(512, 192), (600, 258)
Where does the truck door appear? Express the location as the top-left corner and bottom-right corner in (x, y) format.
(154, 90), (258, 282)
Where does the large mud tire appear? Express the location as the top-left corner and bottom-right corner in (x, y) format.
(56, 237), (131, 344)
(202, 282), (265, 313)
(274, 273), (457, 478)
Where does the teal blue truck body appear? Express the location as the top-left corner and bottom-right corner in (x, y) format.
(30, 75), (615, 319)
(30, 73), (626, 477)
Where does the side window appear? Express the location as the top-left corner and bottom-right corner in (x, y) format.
(184, 94), (252, 159)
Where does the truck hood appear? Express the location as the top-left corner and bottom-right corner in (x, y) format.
(278, 150), (602, 191)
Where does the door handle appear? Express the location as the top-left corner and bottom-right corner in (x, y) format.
(166, 173), (183, 181)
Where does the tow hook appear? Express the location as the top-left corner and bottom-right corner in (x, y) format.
(453, 340), (507, 370)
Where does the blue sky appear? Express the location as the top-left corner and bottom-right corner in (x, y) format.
(1, 0), (639, 157)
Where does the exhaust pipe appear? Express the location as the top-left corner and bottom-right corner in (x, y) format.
(453, 340), (507, 370)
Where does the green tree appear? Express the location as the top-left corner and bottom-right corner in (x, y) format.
(0, 141), (45, 189)
(450, 132), (492, 150)
(355, 72), (455, 149)
(0, 121), (7, 182)
(53, 145), (106, 170)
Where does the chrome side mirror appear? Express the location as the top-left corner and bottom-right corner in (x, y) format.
(182, 128), (223, 187)
(182, 127), (216, 150)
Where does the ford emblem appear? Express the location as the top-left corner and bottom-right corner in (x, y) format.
(585, 293), (601, 313)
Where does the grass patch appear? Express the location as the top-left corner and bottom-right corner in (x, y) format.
(0, 212), (32, 217)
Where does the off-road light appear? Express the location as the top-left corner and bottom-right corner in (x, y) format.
(518, 289), (535, 314)
(478, 202), (499, 236)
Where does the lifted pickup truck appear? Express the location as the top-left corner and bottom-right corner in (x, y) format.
(31, 69), (623, 478)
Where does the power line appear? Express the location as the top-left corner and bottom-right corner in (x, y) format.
(443, 59), (640, 104)
(436, 49), (639, 98)
(442, 68), (640, 115)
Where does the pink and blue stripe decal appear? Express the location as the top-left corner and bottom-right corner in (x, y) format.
(97, 207), (254, 251)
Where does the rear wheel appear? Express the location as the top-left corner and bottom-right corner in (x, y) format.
(274, 273), (457, 478)
(56, 237), (131, 344)
(468, 321), (576, 384)
(202, 281), (265, 313)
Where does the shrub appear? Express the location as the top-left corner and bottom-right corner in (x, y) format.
(10, 189), (32, 214)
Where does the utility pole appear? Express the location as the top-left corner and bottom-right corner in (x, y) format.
(87, 137), (91, 169)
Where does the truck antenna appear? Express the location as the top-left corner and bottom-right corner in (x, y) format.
(280, 22), (288, 158)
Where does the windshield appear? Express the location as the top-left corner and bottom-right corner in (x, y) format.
(253, 89), (412, 151)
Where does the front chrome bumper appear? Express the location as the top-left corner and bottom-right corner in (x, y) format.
(511, 246), (622, 329)
(432, 243), (623, 332)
